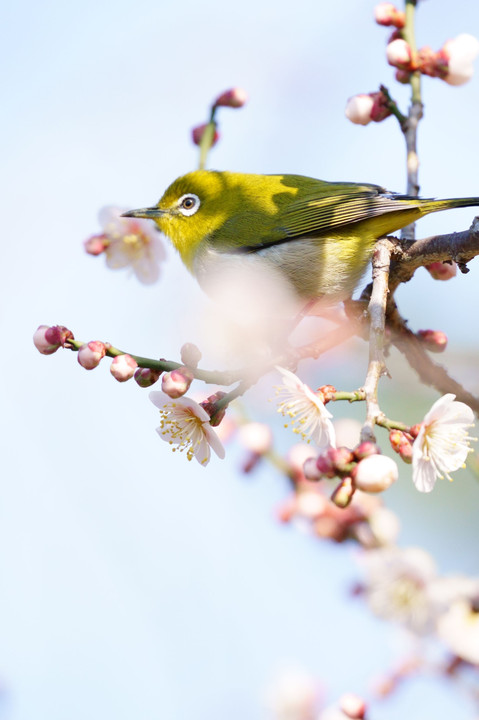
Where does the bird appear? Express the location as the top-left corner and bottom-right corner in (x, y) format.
(123, 170), (479, 305)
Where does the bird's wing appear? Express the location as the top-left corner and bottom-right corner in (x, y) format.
(276, 185), (420, 239)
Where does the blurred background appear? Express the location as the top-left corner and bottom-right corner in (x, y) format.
(1, 0), (479, 718)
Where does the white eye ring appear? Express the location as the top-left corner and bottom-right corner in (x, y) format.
(178, 193), (200, 216)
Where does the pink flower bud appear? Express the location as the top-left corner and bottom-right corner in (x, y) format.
(426, 261), (457, 281)
(161, 367), (194, 398)
(329, 446), (355, 474)
(417, 329), (448, 353)
(316, 449), (337, 478)
(339, 693), (367, 719)
(374, 3), (405, 28)
(441, 34), (479, 86)
(354, 441), (381, 461)
(331, 477), (355, 508)
(84, 234), (108, 256)
(345, 94), (375, 125)
(110, 354), (138, 382)
(389, 429), (406, 453)
(386, 38), (414, 70)
(214, 87), (248, 108)
(398, 441), (413, 464)
(353, 454), (398, 493)
(395, 68), (412, 83)
(200, 391), (228, 427)
(77, 341), (106, 370)
(134, 367), (162, 388)
(238, 422), (273, 454)
(33, 325), (73, 355)
(180, 342), (202, 368)
(191, 123), (220, 147)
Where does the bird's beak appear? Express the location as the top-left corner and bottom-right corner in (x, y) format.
(121, 207), (166, 219)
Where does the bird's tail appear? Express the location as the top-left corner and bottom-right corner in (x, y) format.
(419, 196), (479, 216)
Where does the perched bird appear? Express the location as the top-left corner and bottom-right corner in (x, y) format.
(123, 170), (479, 304)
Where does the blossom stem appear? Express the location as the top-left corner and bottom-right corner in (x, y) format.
(379, 84), (408, 131)
(198, 107), (218, 170)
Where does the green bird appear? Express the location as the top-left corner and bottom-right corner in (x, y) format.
(123, 170), (479, 303)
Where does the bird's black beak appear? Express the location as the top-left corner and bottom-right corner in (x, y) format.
(121, 207), (166, 219)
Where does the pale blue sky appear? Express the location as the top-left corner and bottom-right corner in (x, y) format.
(1, 1), (479, 718)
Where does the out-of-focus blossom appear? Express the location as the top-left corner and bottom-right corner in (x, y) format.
(374, 2), (405, 28)
(412, 394), (475, 493)
(441, 34), (479, 86)
(353, 454), (398, 493)
(180, 342), (202, 368)
(192, 123), (220, 147)
(161, 367), (194, 399)
(214, 87), (248, 108)
(287, 443), (318, 480)
(360, 546), (439, 634)
(238, 422), (273, 455)
(333, 418), (361, 449)
(417, 329), (448, 353)
(426, 261), (457, 280)
(77, 341), (106, 370)
(149, 392), (225, 465)
(33, 325), (73, 355)
(386, 38), (414, 70)
(339, 693), (367, 720)
(264, 668), (319, 720)
(90, 206), (166, 284)
(110, 354), (138, 382)
(275, 367), (336, 448)
(437, 597), (479, 664)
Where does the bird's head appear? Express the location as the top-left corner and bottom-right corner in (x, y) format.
(123, 170), (242, 268)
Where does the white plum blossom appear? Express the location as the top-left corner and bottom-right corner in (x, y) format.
(442, 34), (479, 86)
(412, 394), (475, 493)
(437, 596), (479, 664)
(149, 392), (225, 466)
(264, 668), (319, 720)
(95, 206), (166, 284)
(275, 367), (336, 449)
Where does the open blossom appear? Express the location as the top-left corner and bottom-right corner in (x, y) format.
(441, 34), (479, 86)
(412, 394), (475, 493)
(437, 596), (479, 664)
(275, 367), (336, 449)
(89, 206), (166, 284)
(149, 392), (225, 466)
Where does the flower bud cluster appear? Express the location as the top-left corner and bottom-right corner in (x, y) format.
(305, 441), (398, 502)
(385, 30), (479, 86)
(191, 87), (248, 148)
(389, 426), (419, 464)
(33, 325), (74, 355)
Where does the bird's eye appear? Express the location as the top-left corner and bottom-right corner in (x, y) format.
(178, 193), (200, 216)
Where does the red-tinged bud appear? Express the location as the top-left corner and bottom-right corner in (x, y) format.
(386, 38), (414, 70)
(77, 341), (106, 370)
(417, 329), (448, 353)
(426, 261), (457, 281)
(389, 429), (405, 453)
(398, 441), (413, 464)
(84, 234), (108, 256)
(134, 367), (162, 388)
(33, 325), (73, 355)
(191, 123), (220, 147)
(339, 693), (367, 720)
(331, 477), (355, 508)
(317, 384), (336, 403)
(408, 423), (421, 439)
(180, 342), (202, 368)
(374, 3), (405, 29)
(277, 497), (296, 523)
(370, 91), (392, 122)
(161, 366), (194, 398)
(213, 87), (248, 108)
(395, 68), (412, 83)
(354, 441), (381, 461)
(303, 456), (322, 481)
(345, 94), (375, 125)
(200, 391), (228, 426)
(316, 449), (337, 478)
(352, 454), (398, 493)
(329, 446), (355, 474)
(417, 46), (442, 78)
(110, 353), (138, 382)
